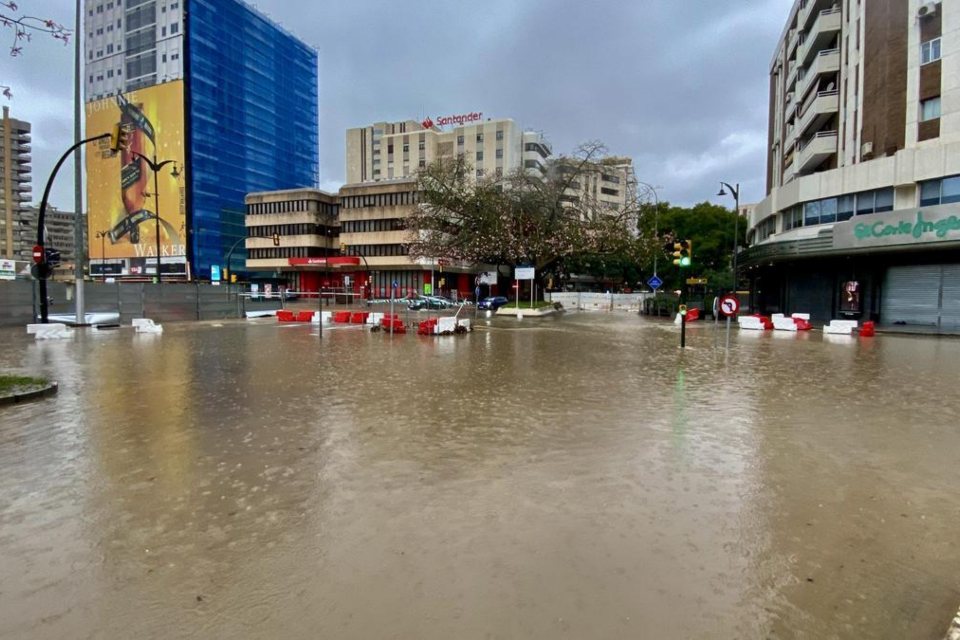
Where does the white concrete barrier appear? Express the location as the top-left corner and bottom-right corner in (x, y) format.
(437, 317), (457, 334)
(738, 316), (766, 330)
(457, 318), (471, 331)
(773, 316), (799, 331)
(791, 313), (811, 320)
(367, 312), (384, 325)
(823, 319), (858, 335)
(28, 323), (72, 339)
(134, 318), (163, 334)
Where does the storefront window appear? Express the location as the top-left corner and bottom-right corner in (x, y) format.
(837, 194), (855, 221)
(874, 188), (894, 212)
(920, 180), (940, 206)
(819, 198), (837, 223)
(941, 176), (960, 204)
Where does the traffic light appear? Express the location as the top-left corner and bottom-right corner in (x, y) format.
(272, 233), (280, 246)
(110, 123), (130, 154)
(673, 239), (692, 267)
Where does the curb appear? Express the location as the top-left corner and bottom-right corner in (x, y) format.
(0, 381), (58, 406)
(946, 607), (960, 640)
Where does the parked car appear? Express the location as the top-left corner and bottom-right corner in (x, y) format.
(407, 296), (447, 310)
(478, 296), (509, 310)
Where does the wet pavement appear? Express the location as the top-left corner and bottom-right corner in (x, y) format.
(1, 313), (958, 639)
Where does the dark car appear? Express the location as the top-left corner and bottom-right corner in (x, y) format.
(407, 296), (447, 310)
(478, 296), (509, 310)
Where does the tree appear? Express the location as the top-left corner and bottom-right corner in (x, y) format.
(638, 201), (746, 291)
(407, 141), (651, 294)
(0, 2), (71, 98)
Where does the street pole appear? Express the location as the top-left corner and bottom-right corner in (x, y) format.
(718, 181), (740, 294)
(132, 152), (176, 285)
(37, 133), (111, 323)
(73, 0), (86, 324)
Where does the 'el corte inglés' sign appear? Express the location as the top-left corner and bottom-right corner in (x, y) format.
(833, 205), (960, 250)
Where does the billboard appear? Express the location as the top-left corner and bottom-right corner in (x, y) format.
(86, 81), (187, 268)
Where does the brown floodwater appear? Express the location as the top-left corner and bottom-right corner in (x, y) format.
(0, 313), (958, 639)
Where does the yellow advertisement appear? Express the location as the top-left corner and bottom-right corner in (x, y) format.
(86, 81), (186, 263)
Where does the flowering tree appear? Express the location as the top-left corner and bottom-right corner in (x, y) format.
(408, 141), (653, 291)
(0, 1), (71, 98)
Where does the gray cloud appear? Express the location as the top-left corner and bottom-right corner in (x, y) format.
(14, 0), (790, 212)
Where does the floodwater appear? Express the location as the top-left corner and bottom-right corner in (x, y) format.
(1, 312), (958, 639)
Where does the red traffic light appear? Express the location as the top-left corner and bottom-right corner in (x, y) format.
(32, 245), (43, 263)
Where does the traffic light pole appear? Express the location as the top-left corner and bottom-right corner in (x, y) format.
(223, 234), (279, 300)
(36, 133), (111, 323)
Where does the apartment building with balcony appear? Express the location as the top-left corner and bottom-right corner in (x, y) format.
(0, 107), (32, 263)
(742, 0), (960, 331)
(345, 116), (551, 184)
(555, 156), (637, 218)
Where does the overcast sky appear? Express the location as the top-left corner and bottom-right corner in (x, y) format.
(5, 0), (791, 212)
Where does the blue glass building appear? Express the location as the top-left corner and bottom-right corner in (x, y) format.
(185, 0), (318, 278)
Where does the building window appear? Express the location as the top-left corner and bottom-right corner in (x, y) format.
(783, 205), (803, 231)
(476, 133), (484, 142)
(496, 130), (504, 141)
(457, 135), (464, 145)
(836, 194), (855, 221)
(402, 144), (409, 152)
(756, 216), (777, 241)
(476, 151), (483, 161)
(921, 96), (941, 122)
(919, 175), (960, 207)
(921, 38), (941, 65)
(419, 160), (426, 168)
(170, 23), (179, 34)
(495, 148), (503, 159)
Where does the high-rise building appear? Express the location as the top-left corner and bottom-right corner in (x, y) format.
(743, 0), (960, 329)
(0, 107), (31, 261)
(345, 115), (551, 184)
(21, 206), (79, 275)
(84, 0), (318, 281)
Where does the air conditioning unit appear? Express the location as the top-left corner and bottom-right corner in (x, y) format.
(918, 2), (937, 18)
(861, 142), (873, 158)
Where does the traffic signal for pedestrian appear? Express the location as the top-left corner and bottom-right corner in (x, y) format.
(673, 239), (692, 267)
(110, 124), (130, 153)
(272, 233), (280, 246)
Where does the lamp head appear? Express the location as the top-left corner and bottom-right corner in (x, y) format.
(717, 185), (727, 197)
(170, 163), (181, 179)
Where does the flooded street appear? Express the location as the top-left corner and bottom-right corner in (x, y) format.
(1, 312), (958, 639)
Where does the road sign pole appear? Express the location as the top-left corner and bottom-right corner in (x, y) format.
(726, 315), (731, 349)
(681, 310), (686, 349)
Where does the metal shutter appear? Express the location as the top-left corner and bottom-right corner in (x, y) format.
(881, 265), (941, 327)
(939, 265), (960, 330)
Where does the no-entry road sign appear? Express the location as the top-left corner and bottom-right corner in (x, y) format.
(719, 295), (740, 317)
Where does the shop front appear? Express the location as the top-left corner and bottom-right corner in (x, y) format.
(741, 204), (960, 330)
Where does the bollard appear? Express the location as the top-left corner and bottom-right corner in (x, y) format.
(679, 304), (687, 349)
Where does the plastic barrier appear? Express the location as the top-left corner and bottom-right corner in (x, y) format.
(350, 312), (369, 324)
(859, 320), (875, 337)
(824, 319), (858, 335)
(277, 310), (295, 322)
(687, 307), (700, 321)
(333, 311), (352, 323)
(793, 318), (812, 331)
(297, 311), (315, 322)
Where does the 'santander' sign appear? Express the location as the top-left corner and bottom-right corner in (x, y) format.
(833, 205), (960, 250)
(422, 112), (483, 129)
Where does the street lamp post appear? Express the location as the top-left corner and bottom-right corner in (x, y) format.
(132, 151), (178, 283)
(717, 181), (740, 292)
(95, 230), (109, 281)
(636, 181), (661, 277)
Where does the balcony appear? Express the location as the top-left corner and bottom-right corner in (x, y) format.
(787, 28), (799, 57)
(798, 0), (831, 32)
(783, 152), (796, 184)
(784, 121), (798, 149)
(797, 130), (838, 174)
(798, 89), (839, 137)
(798, 48), (840, 99)
(799, 7), (841, 65)
(785, 61), (798, 90)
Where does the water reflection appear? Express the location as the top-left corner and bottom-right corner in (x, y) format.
(0, 316), (958, 638)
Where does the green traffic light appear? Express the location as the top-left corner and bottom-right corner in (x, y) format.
(680, 257), (691, 267)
